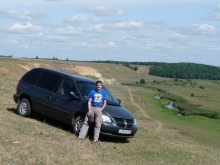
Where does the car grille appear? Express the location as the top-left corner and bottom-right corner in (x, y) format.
(113, 117), (134, 128)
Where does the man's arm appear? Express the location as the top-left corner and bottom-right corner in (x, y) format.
(101, 100), (107, 111)
(88, 98), (92, 115)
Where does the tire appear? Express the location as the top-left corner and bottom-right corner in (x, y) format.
(17, 98), (31, 117)
(73, 115), (85, 136)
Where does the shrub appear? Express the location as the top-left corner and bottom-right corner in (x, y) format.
(199, 85), (205, 89)
(140, 79), (145, 84)
(133, 66), (138, 71)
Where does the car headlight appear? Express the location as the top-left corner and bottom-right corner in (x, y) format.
(134, 119), (137, 125)
(102, 115), (112, 123)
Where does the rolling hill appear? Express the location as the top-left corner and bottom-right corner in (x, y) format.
(0, 57), (220, 165)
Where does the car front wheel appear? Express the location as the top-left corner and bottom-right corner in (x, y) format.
(17, 98), (31, 117)
(73, 115), (85, 136)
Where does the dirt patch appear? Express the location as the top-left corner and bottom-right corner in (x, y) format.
(71, 65), (102, 78)
(100, 78), (116, 85)
(71, 65), (117, 85)
(0, 67), (9, 75)
(18, 63), (41, 71)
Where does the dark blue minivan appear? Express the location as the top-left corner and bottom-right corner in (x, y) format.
(13, 68), (138, 139)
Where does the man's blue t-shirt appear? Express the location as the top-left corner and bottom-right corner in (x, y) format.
(88, 89), (106, 107)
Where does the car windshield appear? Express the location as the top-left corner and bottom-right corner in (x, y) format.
(76, 81), (119, 105)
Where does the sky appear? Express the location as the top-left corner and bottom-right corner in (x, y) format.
(0, 0), (220, 66)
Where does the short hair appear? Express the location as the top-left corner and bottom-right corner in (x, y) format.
(96, 80), (102, 85)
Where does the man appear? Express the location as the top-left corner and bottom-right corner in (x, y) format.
(78, 80), (107, 144)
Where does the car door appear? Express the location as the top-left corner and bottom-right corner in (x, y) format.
(31, 70), (63, 117)
(48, 77), (87, 124)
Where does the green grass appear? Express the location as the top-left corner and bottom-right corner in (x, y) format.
(149, 95), (220, 148)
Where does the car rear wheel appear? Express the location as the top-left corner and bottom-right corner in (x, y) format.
(17, 98), (31, 117)
(73, 115), (85, 136)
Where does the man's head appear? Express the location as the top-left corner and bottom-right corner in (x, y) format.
(96, 80), (103, 91)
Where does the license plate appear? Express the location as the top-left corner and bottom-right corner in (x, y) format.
(118, 129), (131, 134)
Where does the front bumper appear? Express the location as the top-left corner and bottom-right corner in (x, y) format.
(100, 122), (138, 138)
(13, 93), (19, 103)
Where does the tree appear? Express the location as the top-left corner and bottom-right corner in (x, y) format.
(133, 66), (138, 71)
(36, 56), (39, 59)
(140, 79), (145, 84)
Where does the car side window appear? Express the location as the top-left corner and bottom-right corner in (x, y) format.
(57, 77), (78, 97)
(37, 70), (63, 92)
(76, 81), (95, 99)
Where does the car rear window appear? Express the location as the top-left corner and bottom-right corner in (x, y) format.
(22, 68), (44, 85)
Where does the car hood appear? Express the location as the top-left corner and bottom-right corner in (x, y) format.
(103, 105), (134, 119)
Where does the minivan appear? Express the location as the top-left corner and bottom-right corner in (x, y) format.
(13, 68), (138, 139)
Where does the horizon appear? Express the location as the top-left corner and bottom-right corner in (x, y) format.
(1, 55), (219, 67)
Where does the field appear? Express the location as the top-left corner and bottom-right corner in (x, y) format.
(0, 57), (220, 165)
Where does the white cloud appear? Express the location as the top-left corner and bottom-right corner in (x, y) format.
(217, 4), (220, 10)
(206, 4), (220, 20)
(32, 32), (45, 38)
(8, 22), (42, 33)
(122, 33), (153, 43)
(157, 42), (174, 49)
(87, 6), (124, 16)
(179, 24), (216, 35)
(55, 26), (83, 35)
(114, 21), (143, 29)
(1, 39), (19, 45)
(122, 36), (137, 41)
(48, 34), (69, 41)
(89, 24), (105, 33)
(108, 41), (115, 47)
(74, 40), (116, 48)
(207, 13), (220, 20)
(192, 24), (216, 34)
(0, 10), (46, 21)
(31, 32), (68, 41)
(169, 32), (189, 41)
(145, 22), (166, 29)
(88, 21), (144, 33)
(66, 14), (88, 23)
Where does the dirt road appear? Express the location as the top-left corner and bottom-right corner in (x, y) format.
(128, 88), (163, 132)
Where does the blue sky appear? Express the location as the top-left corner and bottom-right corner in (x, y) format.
(0, 0), (220, 66)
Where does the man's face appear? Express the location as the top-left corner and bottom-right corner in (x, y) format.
(96, 83), (102, 90)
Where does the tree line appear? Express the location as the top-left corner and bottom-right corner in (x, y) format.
(149, 63), (220, 80)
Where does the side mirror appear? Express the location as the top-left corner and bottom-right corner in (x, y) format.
(117, 99), (121, 104)
(70, 92), (80, 99)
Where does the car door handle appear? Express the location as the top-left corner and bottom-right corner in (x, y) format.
(52, 98), (57, 102)
(46, 96), (52, 99)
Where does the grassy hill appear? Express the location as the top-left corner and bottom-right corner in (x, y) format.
(0, 57), (220, 165)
